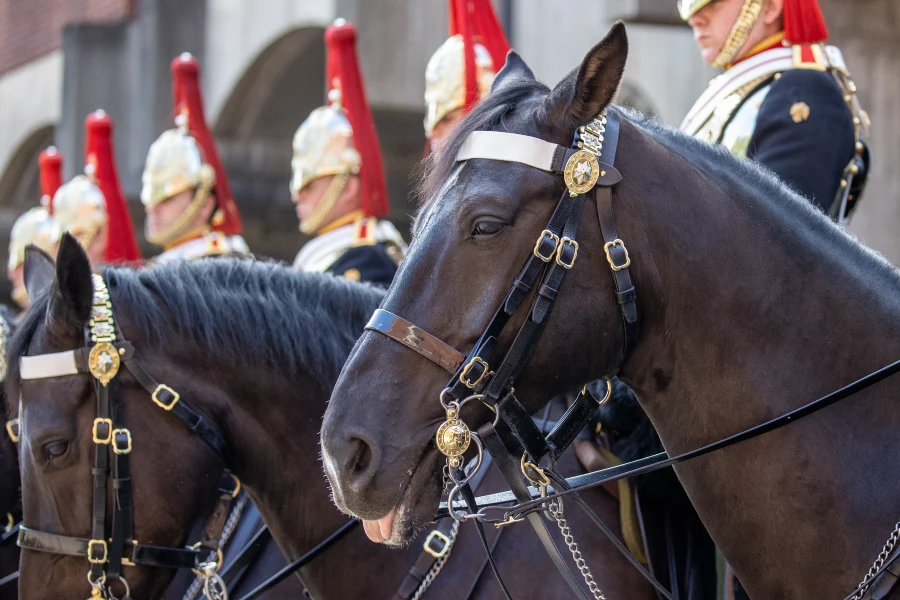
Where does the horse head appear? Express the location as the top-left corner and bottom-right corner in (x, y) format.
(322, 23), (635, 545)
(11, 235), (228, 600)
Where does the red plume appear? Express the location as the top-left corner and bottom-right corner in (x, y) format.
(84, 111), (142, 263)
(171, 53), (243, 235)
(325, 21), (389, 218)
(38, 147), (63, 214)
(448, 0), (511, 114)
(783, 0), (829, 44)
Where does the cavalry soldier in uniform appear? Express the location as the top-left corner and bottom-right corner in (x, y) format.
(291, 20), (406, 286)
(53, 110), (142, 267)
(7, 148), (63, 308)
(680, 0), (869, 223)
(142, 53), (249, 264)
(424, 0), (509, 151)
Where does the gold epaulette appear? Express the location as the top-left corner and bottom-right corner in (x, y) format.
(352, 217), (378, 247)
(792, 44), (827, 71)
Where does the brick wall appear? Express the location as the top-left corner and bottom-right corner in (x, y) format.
(0, 0), (133, 76)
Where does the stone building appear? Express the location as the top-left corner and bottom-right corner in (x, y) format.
(0, 0), (895, 302)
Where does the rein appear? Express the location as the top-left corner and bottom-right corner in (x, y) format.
(366, 108), (900, 599)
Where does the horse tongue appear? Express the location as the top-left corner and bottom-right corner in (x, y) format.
(363, 509), (395, 543)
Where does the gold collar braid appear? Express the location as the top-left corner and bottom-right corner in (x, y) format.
(713, 0), (764, 69)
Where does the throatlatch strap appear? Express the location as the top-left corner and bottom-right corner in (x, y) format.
(479, 424), (589, 600)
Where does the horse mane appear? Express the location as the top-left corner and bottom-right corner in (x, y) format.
(8, 259), (386, 388)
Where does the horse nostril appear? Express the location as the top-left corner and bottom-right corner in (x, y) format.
(351, 436), (373, 475)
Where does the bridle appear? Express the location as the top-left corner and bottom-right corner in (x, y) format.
(15, 273), (237, 600)
(365, 107), (900, 600)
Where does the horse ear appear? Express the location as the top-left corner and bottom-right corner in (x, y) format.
(543, 21), (628, 132)
(491, 51), (536, 94)
(23, 245), (55, 303)
(47, 233), (93, 330)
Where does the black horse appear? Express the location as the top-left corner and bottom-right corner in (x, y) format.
(322, 23), (900, 600)
(9, 235), (654, 599)
(1, 309), (20, 600)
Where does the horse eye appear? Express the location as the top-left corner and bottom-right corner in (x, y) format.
(44, 441), (69, 461)
(473, 221), (505, 236)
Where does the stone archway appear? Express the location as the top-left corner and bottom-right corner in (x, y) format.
(213, 26), (427, 262)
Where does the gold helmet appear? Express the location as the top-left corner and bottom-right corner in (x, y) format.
(424, 0), (511, 139)
(52, 173), (107, 251)
(8, 207), (60, 273)
(290, 92), (361, 198)
(677, 0), (715, 19)
(424, 36), (496, 138)
(141, 122), (214, 209)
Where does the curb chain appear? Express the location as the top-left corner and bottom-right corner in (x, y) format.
(548, 498), (606, 600)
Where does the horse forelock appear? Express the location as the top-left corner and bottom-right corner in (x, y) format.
(416, 78), (551, 221)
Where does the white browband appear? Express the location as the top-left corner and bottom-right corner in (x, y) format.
(20, 351), (79, 380)
(456, 131), (561, 172)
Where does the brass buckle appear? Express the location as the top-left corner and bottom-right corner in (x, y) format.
(423, 530), (451, 559)
(533, 230), (560, 262)
(520, 455), (551, 488)
(5, 419), (19, 444)
(92, 418), (113, 445)
(87, 539), (108, 564)
(152, 384), (180, 411)
(460, 357), (490, 390)
(556, 237), (579, 269)
(603, 239), (631, 271)
(112, 429), (132, 455)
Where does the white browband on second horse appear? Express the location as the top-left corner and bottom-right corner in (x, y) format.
(20, 351), (80, 380)
(456, 131), (562, 172)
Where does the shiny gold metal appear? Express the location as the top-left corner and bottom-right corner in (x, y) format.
(4, 512), (13, 534)
(141, 128), (213, 208)
(604, 239), (632, 272)
(424, 35), (496, 137)
(520, 455), (551, 488)
(533, 230), (560, 262)
(89, 342), (120, 387)
(298, 172), (350, 235)
(790, 102), (811, 123)
(677, 0), (716, 20)
(291, 100), (361, 196)
(87, 539), (108, 564)
(598, 379), (613, 406)
(435, 406), (471, 459)
(494, 515), (525, 529)
(555, 237), (579, 270)
(8, 207), (60, 272)
(152, 384), (181, 411)
(564, 150), (601, 197)
(712, 0), (764, 69)
(190, 543), (224, 576)
(423, 530), (452, 559)
(4, 419), (18, 444)
(92, 418), (113, 445)
(112, 428), (132, 455)
(52, 175), (106, 252)
(460, 356), (490, 389)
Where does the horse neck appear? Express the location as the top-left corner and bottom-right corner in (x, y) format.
(609, 119), (900, 596)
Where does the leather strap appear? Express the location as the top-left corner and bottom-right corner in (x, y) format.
(366, 310), (465, 374)
(479, 423), (589, 600)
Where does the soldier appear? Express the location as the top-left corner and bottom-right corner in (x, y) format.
(424, 0), (509, 151)
(290, 20), (406, 286)
(142, 54), (248, 264)
(53, 110), (142, 267)
(7, 148), (62, 308)
(680, 0), (869, 223)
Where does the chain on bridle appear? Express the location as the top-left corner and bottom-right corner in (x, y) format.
(14, 273), (237, 600)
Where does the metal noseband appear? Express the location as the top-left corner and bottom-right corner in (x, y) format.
(16, 273), (234, 599)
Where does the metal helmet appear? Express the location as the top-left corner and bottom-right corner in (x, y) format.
(290, 95), (361, 197)
(8, 207), (60, 273)
(424, 0), (510, 138)
(52, 173), (107, 252)
(424, 36), (496, 138)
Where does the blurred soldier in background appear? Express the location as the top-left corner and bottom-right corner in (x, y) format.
(52, 110), (142, 267)
(290, 20), (405, 286)
(7, 148), (62, 308)
(142, 54), (248, 264)
(423, 0), (509, 151)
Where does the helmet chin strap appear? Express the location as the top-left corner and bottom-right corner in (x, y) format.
(145, 179), (215, 248)
(299, 172), (350, 235)
(712, 0), (764, 69)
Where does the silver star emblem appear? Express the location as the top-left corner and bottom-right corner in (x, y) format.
(97, 352), (113, 373)
(573, 159), (592, 185)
